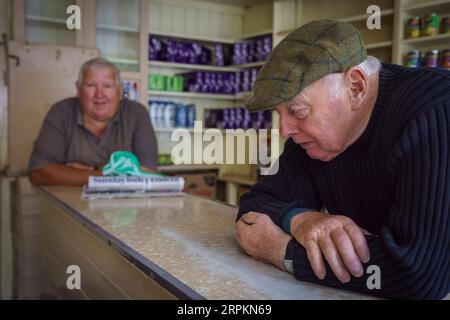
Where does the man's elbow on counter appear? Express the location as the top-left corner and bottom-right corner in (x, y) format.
(386, 265), (449, 300)
(28, 169), (46, 186)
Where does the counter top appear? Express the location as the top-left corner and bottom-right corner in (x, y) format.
(36, 186), (376, 300)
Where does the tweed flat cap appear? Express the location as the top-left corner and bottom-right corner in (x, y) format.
(246, 20), (367, 112)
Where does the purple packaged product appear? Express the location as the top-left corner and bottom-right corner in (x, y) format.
(222, 73), (234, 94)
(262, 36), (272, 60)
(250, 68), (259, 90)
(216, 73), (224, 93)
(233, 43), (242, 65)
(175, 42), (185, 63)
(235, 108), (244, 129)
(213, 44), (225, 66)
(241, 70), (251, 92)
(222, 108), (231, 129)
(210, 73), (218, 93)
(202, 72), (211, 93)
(228, 108), (235, 129)
(248, 41), (256, 63)
(166, 40), (178, 62)
(241, 42), (249, 64)
(190, 43), (203, 64)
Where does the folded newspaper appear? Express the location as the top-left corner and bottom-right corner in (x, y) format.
(81, 175), (185, 200)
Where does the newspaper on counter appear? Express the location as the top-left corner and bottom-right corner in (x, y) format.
(81, 176), (185, 200)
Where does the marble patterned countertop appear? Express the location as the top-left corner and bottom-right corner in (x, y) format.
(37, 186), (378, 300)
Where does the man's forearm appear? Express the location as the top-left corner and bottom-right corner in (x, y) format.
(29, 163), (101, 186)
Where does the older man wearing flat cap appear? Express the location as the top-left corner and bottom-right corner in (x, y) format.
(236, 20), (450, 299)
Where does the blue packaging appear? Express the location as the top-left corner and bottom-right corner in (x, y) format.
(164, 102), (177, 128)
(176, 103), (188, 127)
(187, 104), (196, 127)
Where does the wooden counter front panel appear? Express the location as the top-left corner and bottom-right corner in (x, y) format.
(40, 198), (176, 300)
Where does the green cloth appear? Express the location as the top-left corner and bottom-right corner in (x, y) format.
(246, 20), (367, 112)
(102, 151), (163, 177)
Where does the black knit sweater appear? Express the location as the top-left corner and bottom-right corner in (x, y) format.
(237, 63), (450, 299)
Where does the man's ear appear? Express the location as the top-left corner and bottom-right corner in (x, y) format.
(346, 67), (367, 109)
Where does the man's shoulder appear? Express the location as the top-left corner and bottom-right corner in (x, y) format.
(119, 99), (149, 118)
(46, 97), (78, 121)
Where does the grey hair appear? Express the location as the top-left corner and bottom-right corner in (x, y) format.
(76, 57), (122, 86)
(320, 55), (381, 96)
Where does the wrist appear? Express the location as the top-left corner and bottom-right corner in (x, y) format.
(282, 239), (295, 273)
(275, 234), (292, 270)
(290, 211), (313, 234)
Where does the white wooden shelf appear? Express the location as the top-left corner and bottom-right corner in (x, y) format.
(402, 33), (450, 45)
(97, 24), (139, 33)
(150, 29), (273, 43)
(26, 15), (66, 24)
(239, 29), (273, 40)
(276, 9), (395, 36)
(148, 90), (245, 100)
(149, 60), (241, 72)
(338, 9), (395, 23)
(232, 61), (266, 68)
(104, 56), (139, 65)
(149, 30), (236, 44)
(402, 0), (450, 14)
(366, 41), (393, 50)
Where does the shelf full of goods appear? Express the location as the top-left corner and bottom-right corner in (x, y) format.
(404, 13), (450, 69)
(148, 34), (272, 96)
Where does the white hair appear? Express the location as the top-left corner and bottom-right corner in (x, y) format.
(76, 57), (122, 87)
(319, 55), (381, 97)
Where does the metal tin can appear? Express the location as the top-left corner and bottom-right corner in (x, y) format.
(422, 13), (439, 36)
(424, 50), (440, 67)
(442, 49), (450, 69)
(405, 50), (422, 67)
(441, 17), (450, 34)
(406, 16), (421, 38)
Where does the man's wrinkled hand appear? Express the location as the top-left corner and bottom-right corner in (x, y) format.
(236, 212), (292, 270)
(291, 211), (370, 283)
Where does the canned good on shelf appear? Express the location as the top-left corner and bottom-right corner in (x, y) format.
(406, 50), (422, 68)
(441, 17), (450, 34)
(422, 13), (439, 37)
(442, 49), (450, 69)
(424, 50), (440, 68)
(406, 16), (421, 38)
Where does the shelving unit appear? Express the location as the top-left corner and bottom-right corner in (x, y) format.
(148, 90), (242, 101)
(148, 60), (241, 72)
(394, 0), (450, 65)
(147, 0), (273, 180)
(25, 0), (76, 46)
(96, 0), (141, 72)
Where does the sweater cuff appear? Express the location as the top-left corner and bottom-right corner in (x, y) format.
(281, 207), (313, 235)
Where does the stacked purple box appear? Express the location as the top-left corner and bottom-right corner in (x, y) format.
(181, 71), (240, 94)
(181, 68), (260, 94)
(232, 35), (272, 65)
(205, 108), (272, 130)
(237, 67), (260, 92)
(149, 36), (233, 66)
(149, 36), (211, 64)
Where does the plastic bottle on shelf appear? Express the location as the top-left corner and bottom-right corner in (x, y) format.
(187, 104), (196, 128)
(164, 102), (177, 128)
(176, 103), (188, 127)
(149, 100), (158, 126)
